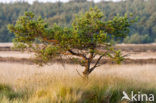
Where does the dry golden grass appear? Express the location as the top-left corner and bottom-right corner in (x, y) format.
(0, 62), (156, 103)
(0, 62), (156, 88)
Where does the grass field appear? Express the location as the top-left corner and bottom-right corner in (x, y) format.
(0, 63), (156, 103)
(0, 44), (156, 103)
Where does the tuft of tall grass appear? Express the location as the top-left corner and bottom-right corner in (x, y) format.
(1, 77), (156, 103)
(7, 74), (156, 103)
(0, 84), (30, 103)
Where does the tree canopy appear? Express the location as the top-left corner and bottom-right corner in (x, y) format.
(8, 8), (131, 78)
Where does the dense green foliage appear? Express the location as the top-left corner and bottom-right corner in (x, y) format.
(0, 0), (156, 43)
(8, 8), (131, 77)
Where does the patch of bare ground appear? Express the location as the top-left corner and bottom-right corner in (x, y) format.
(116, 43), (156, 52)
(0, 51), (34, 58)
(0, 56), (156, 65)
(0, 43), (156, 60)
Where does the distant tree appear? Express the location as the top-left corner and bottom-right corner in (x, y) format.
(8, 8), (131, 78)
(123, 33), (151, 44)
(0, 0), (155, 43)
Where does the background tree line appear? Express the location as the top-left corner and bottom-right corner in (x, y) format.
(0, 0), (156, 43)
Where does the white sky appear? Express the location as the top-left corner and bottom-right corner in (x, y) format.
(0, 0), (120, 4)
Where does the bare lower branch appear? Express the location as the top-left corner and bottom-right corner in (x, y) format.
(68, 49), (87, 60)
(89, 54), (104, 73)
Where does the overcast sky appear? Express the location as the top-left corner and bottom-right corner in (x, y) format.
(0, 0), (120, 4)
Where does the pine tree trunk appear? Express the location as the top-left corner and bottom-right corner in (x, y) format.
(82, 60), (91, 79)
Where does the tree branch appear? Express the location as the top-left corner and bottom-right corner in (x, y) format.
(89, 54), (104, 73)
(43, 38), (58, 43)
(76, 69), (85, 79)
(88, 52), (94, 62)
(68, 49), (87, 60)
